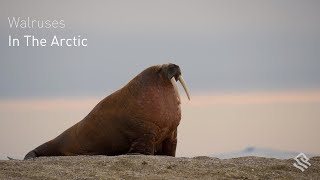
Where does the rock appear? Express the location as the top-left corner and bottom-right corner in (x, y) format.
(0, 155), (319, 179)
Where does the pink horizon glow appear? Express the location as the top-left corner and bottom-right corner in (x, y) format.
(1, 90), (320, 111)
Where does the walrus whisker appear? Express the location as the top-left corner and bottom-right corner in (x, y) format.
(177, 75), (190, 100)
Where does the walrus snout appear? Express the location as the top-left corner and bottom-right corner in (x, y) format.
(162, 63), (191, 100)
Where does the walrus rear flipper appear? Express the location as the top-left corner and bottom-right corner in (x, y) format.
(24, 140), (61, 160)
(7, 156), (19, 160)
(24, 150), (38, 160)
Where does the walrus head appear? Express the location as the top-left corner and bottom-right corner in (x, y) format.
(117, 63), (190, 128)
(159, 63), (191, 100)
(122, 63), (190, 114)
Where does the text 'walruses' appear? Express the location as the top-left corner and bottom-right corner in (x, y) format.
(24, 63), (190, 159)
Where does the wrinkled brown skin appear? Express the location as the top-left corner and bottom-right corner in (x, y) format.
(24, 63), (182, 159)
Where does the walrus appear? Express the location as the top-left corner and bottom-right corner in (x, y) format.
(24, 63), (190, 159)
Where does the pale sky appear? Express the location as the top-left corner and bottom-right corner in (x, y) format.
(1, 0), (320, 159)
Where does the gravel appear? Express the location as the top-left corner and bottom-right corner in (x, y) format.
(0, 155), (319, 179)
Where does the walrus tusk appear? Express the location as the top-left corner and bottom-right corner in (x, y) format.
(177, 75), (191, 100)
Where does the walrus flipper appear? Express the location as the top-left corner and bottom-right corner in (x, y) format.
(128, 133), (156, 155)
(154, 130), (177, 157)
(24, 140), (61, 160)
(162, 130), (178, 157)
(24, 150), (38, 160)
(7, 156), (19, 160)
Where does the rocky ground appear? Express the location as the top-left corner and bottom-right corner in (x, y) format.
(0, 155), (319, 179)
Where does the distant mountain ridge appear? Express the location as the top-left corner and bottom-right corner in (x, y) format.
(212, 146), (316, 159)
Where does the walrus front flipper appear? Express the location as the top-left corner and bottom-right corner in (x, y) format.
(162, 130), (177, 157)
(128, 133), (156, 155)
(24, 150), (38, 160)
